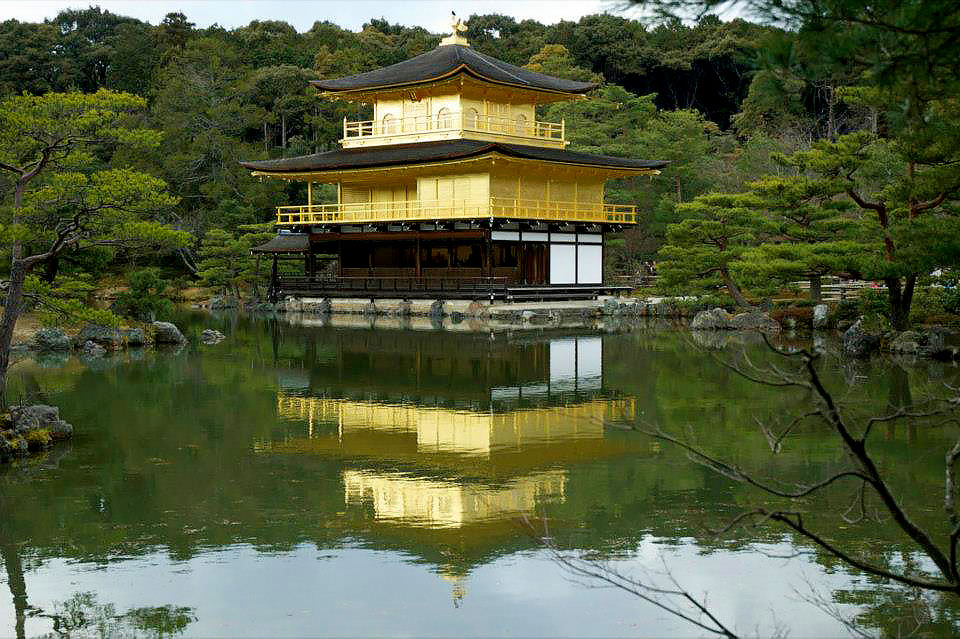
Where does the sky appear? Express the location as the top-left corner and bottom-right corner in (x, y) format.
(0, 0), (632, 33)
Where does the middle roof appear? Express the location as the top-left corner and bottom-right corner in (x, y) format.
(239, 139), (668, 177)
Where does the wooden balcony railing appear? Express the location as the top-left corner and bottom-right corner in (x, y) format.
(276, 197), (636, 225)
(343, 112), (564, 143)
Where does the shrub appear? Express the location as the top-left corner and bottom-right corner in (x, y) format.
(858, 288), (889, 318)
(834, 299), (860, 323)
(112, 268), (174, 321)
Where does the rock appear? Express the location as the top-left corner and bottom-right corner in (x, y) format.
(30, 328), (72, 351)
(889, 330), (922, 355)
(690, 308), (734, 330)
(690, 307), (780, 333)
(209, 295), (240, 310)
(889, 327), (957, 359)
(0, 433), (28, 462)
(602, 299), (621, 316)
(729, 310), (781, 333)
(120, 328), (146, 346)
(8, 404), (73, 441)
(281, 296), (301, 313)
(812, 304), (830, 329)
(843, 316), (886, 358)
(76, 324), (123, 349)
(467, 301), (488, 319)
(1, 404), (73, 461)
(81, 340), (106, 358)
(200, 329), (226, 345)
(152, 321), (187, 344)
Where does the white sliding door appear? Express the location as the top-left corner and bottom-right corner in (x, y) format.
(549, 244), (576, 284)
(576, 244), (602, 284)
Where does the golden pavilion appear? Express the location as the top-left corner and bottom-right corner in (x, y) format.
(243, 19), (666, 301)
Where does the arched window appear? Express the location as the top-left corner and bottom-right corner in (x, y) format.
(436, 107), (452, 130)
(464, 108), (480, 129)
(514, 114), (528, 135)
(382, 114), (396, 134)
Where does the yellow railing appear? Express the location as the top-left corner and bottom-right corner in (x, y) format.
(343, 112), (564, 142)
(276, 197), (635, 225)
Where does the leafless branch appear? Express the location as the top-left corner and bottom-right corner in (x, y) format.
(523, 516), (740, 638)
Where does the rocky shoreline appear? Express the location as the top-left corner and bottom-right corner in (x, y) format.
(1, 404), (74, 463)
(22, 321), (189, 356)
(2, 319), (220, 465)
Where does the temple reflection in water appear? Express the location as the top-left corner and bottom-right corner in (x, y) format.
(256, 327), (640, 596)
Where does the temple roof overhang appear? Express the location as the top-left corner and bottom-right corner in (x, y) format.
(311, 44), (597, 100)
(250, 233), (310, 253)
(240, 139), (668, 180)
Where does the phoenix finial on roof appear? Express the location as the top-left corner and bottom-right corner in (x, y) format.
(451, 12), (467, 34)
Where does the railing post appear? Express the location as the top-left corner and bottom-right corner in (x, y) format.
(561, 118), (565, 141)
(343, 116), (347, 139)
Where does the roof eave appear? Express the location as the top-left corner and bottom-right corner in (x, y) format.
(310, 66), (597, 99)
(241, 151), (666, 179)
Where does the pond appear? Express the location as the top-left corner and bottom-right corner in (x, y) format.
(2, 313), (959, 637)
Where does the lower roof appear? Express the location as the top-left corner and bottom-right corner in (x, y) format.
(250, 233), (310, 253)
(240, 140), (667, 175)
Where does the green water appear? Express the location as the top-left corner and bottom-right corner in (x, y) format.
(2, 314), (959, 637)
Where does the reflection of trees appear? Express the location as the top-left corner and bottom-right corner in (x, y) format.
(593, 341), (960, 636)
(31, 592), (195, 638)
(0, 525), (27, 639)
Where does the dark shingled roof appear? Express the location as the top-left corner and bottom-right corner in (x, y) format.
(251, 233), (310, 253)
(240, 140), (668, 174)
(311, 44), (597, 94)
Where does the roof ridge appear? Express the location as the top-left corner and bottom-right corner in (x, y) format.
(460, 46), (530, 86)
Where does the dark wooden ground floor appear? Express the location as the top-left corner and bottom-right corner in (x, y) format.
(255, 226), (629, 301)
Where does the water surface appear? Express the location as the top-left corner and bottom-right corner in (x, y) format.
(2, 314), (958, 637)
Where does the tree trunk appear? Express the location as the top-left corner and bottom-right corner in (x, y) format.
(281, 113), (287, 149)
(885, 275), (916, 330)
(720, 268), (750, 308)
(43, 254), (59, 283)
(809, 274), (822, 303)
(263, 122), (269, 153)
(0, 261), (27, 403)
(826, 84), (836, 140)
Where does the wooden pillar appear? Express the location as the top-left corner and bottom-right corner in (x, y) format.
(271, 255), (279, 300)
(415, 232), (422, 278)
(483, 228), (492, 278)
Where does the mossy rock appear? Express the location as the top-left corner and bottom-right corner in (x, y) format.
(24, 429), (52, 451)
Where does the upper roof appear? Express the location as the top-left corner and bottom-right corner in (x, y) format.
(311, 44), (598, 95)
(239, 139), (668, 174)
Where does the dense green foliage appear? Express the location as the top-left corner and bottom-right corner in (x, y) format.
(111, 268), (174, 321)
(0, 4), (957, 325)
(0, 89), (188, 396)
